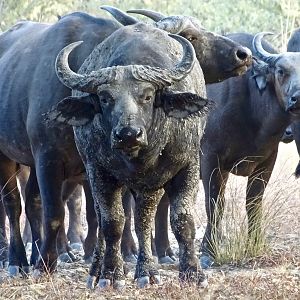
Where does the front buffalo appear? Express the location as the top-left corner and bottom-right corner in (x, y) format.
(48, 23), (212, 289)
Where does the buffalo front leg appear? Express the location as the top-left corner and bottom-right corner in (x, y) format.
(34, 153), (64, 274)
(87, 210), (105, 290)
(134, 189), (164, 288)
(200, 154), (228, 268)
(24, 169), (43, 266)
(246, 154), (276, 253)
(56, 181), (82, 262)
(166, 166), (207, 286)
(86, 167), (125, 290)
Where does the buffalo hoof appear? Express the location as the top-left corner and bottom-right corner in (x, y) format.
(70, 243), (83, 252)
(20, 265), (30, 276)
(58, 253), (74, 263)
(152, 274), (162, 285)
(199, 278), (209, 289)
(97, 278), (111, 290)
(86, 275), (98, 289)
(137, 276), (150, 288)
(200, 255), (214, 269)
(8, 265), (19, 277)
(59, 251), (77, 263)
(113, 279), (126, 291)
(123, 254), (137, 263)
(158, 256), (176, 264)
(32, 269), (42, 279)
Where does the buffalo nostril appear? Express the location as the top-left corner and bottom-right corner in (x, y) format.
(114, 129), (122, 140)
(136, 128), (143, 138)
(236, 49), (249, 61)
(291, 96), (298, 103)
(286, 129), (292, 135)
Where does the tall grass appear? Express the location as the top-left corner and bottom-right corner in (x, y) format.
(201, 154), (300, 267)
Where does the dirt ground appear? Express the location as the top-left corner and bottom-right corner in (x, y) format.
(0, 142), (299, 299)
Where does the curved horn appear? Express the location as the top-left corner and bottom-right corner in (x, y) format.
(101, 5), (139, 25)
(55, 41), (88, 91)
(252, 32), (278, 63)
(156, 16), (193, 34)
(127, 9), (166, 22)
(168, 34), (196, 80)
(56, 41), (113, 93)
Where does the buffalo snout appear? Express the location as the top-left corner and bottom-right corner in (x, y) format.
(112, 126), (148, 152)
(235, 46), (252, 63)
(287, 92), (300, 113)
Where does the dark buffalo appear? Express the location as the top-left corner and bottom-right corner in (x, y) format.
(104, 6), (252, 263)
(200, 32), (300, 268)
(0, 7), (251, 276)
(287, 28), (300, 176)
(0, 12), (120, 275)
(49, 23), (210, 289)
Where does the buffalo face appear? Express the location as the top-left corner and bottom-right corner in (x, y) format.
(179, 28), (252, 83)
(274, 55), (300, 116)
(46, 35), (213, 159)
(253, 33), (300, 117)
(98, 81), (154, 158)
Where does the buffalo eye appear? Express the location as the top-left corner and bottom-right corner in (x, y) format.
(276, 67), (286, 78)
(187, 35), (197, 42)
(144, 95), (152, 101)
(98, 91), (114, 105)
(139, 87), (155, 104)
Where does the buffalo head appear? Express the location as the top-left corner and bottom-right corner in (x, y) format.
(252, 32), (300, 117)
(101, 6), (252, 84)
(47, 31), (211, 158)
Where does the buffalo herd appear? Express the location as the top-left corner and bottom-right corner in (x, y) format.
(0, 5), (299, 290)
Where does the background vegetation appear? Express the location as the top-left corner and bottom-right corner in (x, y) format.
(0, 0), (300, 49)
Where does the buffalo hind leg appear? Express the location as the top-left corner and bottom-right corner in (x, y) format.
(246, 154), (276, 254)
(166, 166), (206, 286)
(121, 189), (138, 262)
(24, 169), (43, 266)
(200, 154), (229, 269)
(34, 152), (64, 274)
(56, 181), (81, 263)
(154, 193), (176, 264)
(0, 156), (29, 276)
(66, 184), (84, 249)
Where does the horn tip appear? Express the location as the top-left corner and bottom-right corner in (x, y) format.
(100, 5), (114, 12)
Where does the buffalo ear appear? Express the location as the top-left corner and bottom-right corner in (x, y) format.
(252, 58), (270, 91)
(157, 91), (214, 118)
(44, 94), (100, 126)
